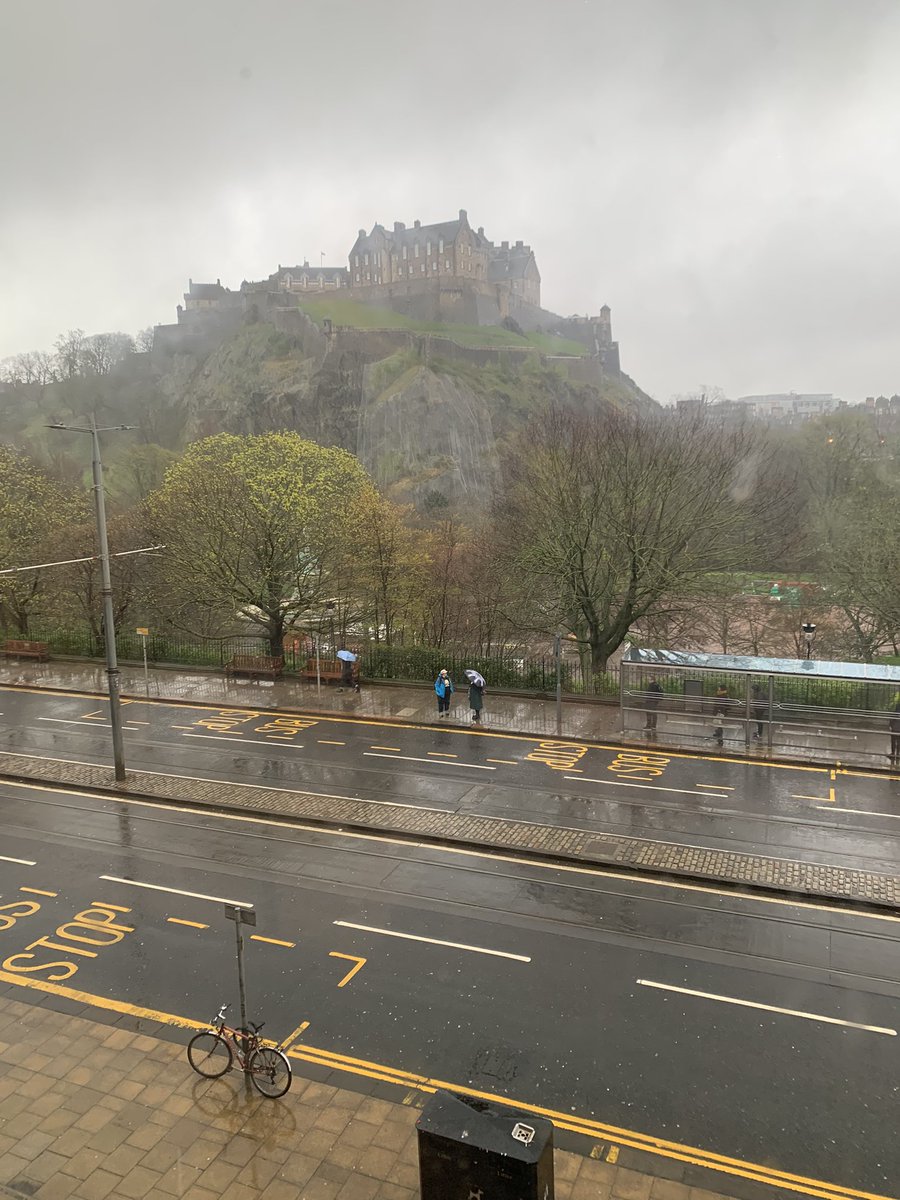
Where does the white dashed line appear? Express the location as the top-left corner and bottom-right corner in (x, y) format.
(637, 979), (896, 1036)
(334, 921), (530, 962)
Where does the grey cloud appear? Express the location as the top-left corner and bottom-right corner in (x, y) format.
(1, 0), (899, 401)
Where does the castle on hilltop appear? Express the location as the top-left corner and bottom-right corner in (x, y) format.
(156, 208), (619, 372)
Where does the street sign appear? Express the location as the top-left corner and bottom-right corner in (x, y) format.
(135, 627), (149, 636)
(223, 904), (256, 926)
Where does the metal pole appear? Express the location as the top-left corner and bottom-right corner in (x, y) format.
(141, 635), (149, 698)
(90, 418), (126, 782)
(767, 674), (775, 753)
(316, 621), (322, 696)
(555, 632), (562, 736)
(234, 917), (249, 1071)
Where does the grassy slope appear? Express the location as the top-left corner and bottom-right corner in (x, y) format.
(295, 297), (589, 356)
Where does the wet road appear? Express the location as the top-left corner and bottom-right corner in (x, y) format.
(0, 778), (898, 1197)
(2, 685), (900, 871)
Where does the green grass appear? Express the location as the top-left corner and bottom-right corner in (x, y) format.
(295, 298), (588, 356)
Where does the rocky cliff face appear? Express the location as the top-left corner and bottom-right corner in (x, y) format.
(161, 319), (655, 505)
(357, 363), (501, 506)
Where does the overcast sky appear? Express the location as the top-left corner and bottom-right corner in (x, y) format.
(2, 0), (898, 403)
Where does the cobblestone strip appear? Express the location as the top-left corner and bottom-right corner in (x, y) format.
(2, 750), (898, 908)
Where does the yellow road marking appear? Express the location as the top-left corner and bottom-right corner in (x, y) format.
(370, 745), (402, 751)
(92, 901), (131, 912)
(167, 918), (208, 930)
(839, 767), (900, 782)
(250, 935), (296, 948)
(279, 1019), (310, 1051)
(3, 775), (899, 924)
(288, 1045), (889, 1200)
(427, 752), (457, 758)
(19, 887), (56, 897)
(318, 739), (346, 745)
(0, 968), (892, 1200)
(0, 683), (834, 774)
(487, 758), (518, 764)
(607, 1146), (620, 1163)
(329, 952), (367, 987)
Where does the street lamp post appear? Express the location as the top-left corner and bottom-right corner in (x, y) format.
(801, 621), (817, 661)
(48, 419), (133, 782)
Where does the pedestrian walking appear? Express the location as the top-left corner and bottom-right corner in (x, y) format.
(751, 682), (767, 740)
(712, 684), (729, 747)
(645, 678), (663, 732)
(890, 701), (900, 766)
(468, 678), (485, 723)
(434, 668), (454, 717)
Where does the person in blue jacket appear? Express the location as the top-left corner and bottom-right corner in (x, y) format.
(434, 668), (454, 717)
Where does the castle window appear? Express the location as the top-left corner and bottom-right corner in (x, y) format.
(439, 238), (444, 253)
(426, 241), (431, 256)
(433, 261), (437, 271)
(366, 272), (371, 282)
(355, 272), (360, 282)
(445, 259), (450, 270)
(402, 245), (407, 260)
(364, 253), (369, 266)
(414, 243), (420, 257)
(421, 263), (425, 273)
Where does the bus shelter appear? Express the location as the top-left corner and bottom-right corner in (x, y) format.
(621, 647), (900, 766)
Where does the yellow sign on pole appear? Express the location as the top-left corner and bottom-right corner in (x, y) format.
(135, 627), (149, 636)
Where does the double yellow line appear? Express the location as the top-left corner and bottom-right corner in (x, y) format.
(0, 968), (890, 1200)
(287, 1042), (890, 1200)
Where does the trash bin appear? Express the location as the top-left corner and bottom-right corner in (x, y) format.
(417, 1089), (554, 1200)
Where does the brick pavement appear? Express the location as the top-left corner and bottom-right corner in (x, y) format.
(0, 748), (898, 911)
(0, 996), (744, 1200)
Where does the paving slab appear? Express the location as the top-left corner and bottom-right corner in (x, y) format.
(0, 996), (755, 1200)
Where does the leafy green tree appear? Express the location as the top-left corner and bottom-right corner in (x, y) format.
(147, 432), (370, 657)
(0, 445), (86, 634)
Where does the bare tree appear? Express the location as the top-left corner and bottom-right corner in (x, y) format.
(498, 406), (800, 673)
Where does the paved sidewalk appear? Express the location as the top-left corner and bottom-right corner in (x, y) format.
(1, 746), (897, 911)
(0, 995), (756, 1200)
(0, 658), (622, 744)
(1, 657), (894, 769)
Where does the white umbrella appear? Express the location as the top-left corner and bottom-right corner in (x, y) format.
(464, 669), (486, 688)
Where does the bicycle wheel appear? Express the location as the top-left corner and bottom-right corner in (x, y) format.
(187, 1032), (232, 1078)
(248, 1046), (292, 1098)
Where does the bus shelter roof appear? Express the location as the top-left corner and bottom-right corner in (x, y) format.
(622, 647), (900, 685)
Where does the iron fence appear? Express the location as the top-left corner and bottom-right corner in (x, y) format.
(0, 623), (620, 696)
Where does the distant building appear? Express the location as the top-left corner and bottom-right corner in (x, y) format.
(737, 393), (840, 421)
(268, 262), (350, 293)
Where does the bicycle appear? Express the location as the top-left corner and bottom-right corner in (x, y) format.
(187, 1004), (292, 1098)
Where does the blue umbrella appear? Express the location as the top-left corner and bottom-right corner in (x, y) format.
(336, 649), (357, 662)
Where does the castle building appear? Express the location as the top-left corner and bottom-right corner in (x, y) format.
(156, 209), (621, 375)
(347, 209), (540, 313)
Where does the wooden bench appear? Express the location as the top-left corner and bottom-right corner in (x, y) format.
(224, 654), (283, 681)
(1, 639), (50, 661)
(299, 656), (359, 688)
